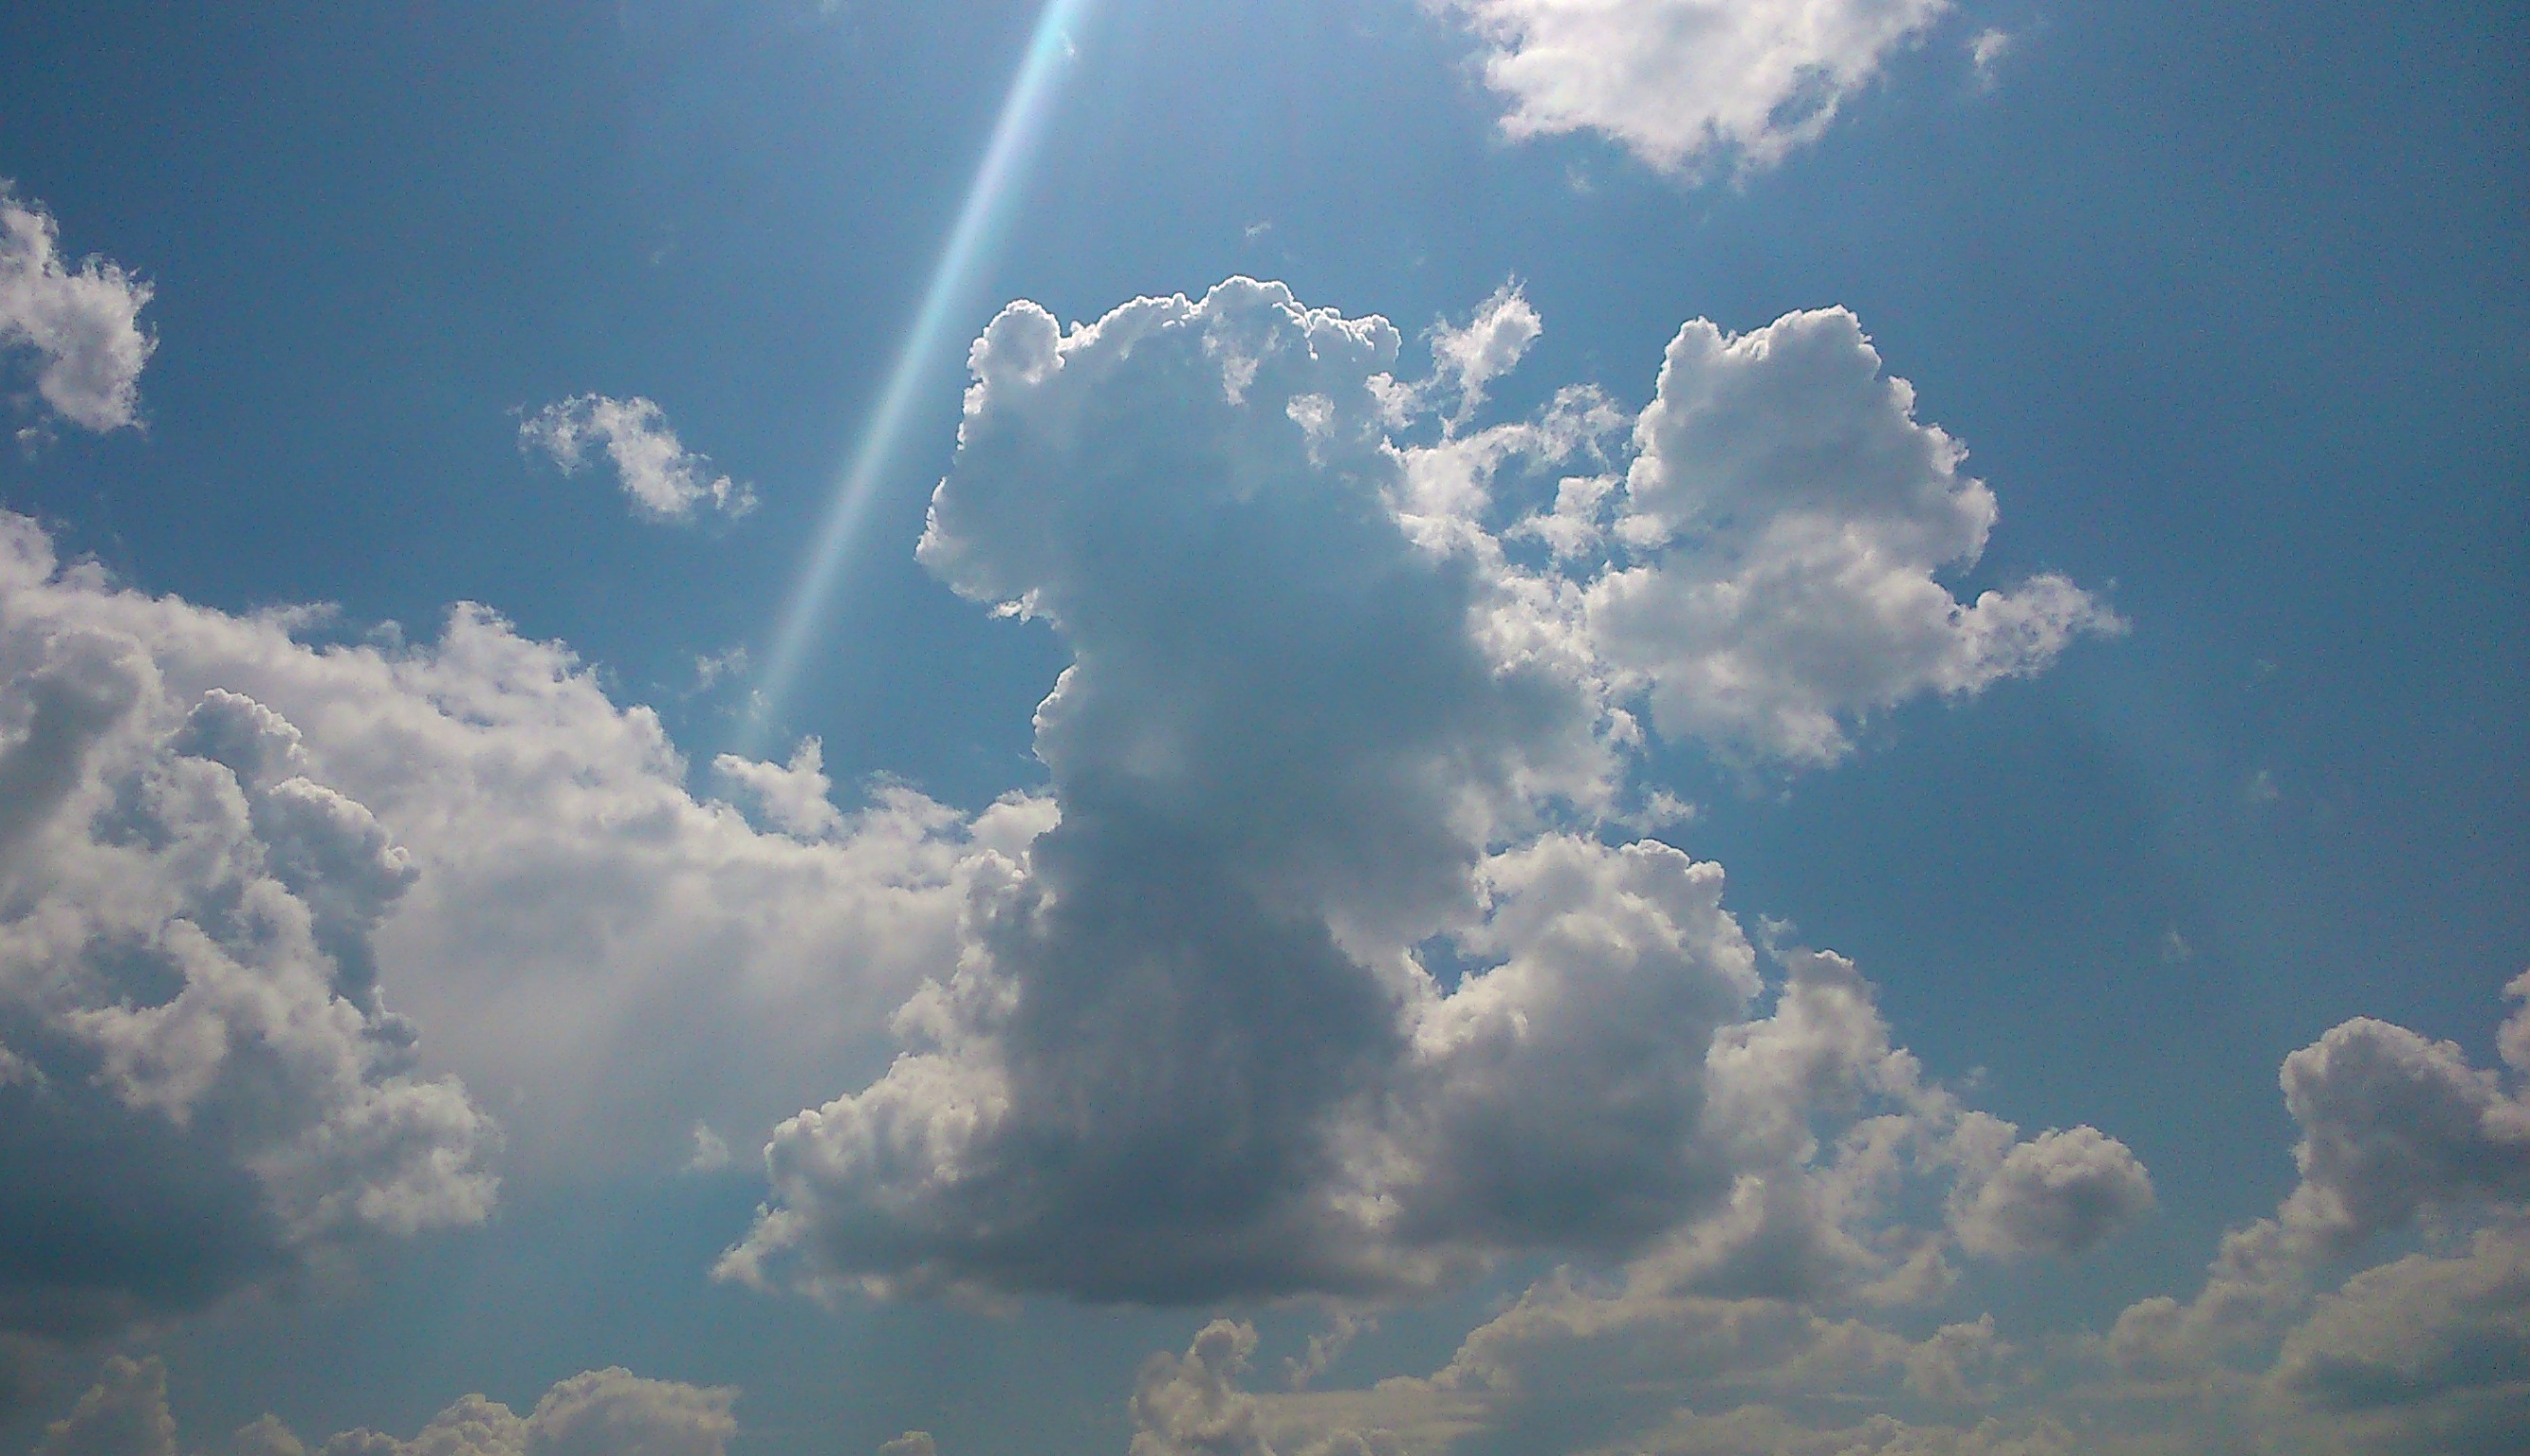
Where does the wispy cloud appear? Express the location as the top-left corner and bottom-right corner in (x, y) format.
(520, 394), (756, 523)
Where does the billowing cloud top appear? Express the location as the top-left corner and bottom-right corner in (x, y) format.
(718, 277), (2130, 1308)
(1432, 0), (1954, 174)
(0, 184), (155, 434)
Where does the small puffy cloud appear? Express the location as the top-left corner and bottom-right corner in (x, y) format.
(1427, 284), (1542, 429)
(28, 1361), (736, 1456)
(519, 395), (754, 523)
(1588, 307), (2120, 764)
(876, 1435), (937, 1456)
(0, 184), (155, 434)
(1431, 0), (1954, 175)
(1130, 1322), (1275, 1456)
(1950, 1127), (2156, 1260)
(711, 738), (846, 839)
(1969, 28), (2013, 88)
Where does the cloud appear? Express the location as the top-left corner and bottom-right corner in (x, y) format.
(29, 1355), (175, 1456)
(1968, 28), (2013, 89)
(875, 1436), (937, 1456)
(711, 738), (847, 839)
(0, 184), (155, 433)
(1586, 307), (2120, 765)
(25, 1360), (736, 1456)
(1228, 977), (2530, 1455)
(1949, 1127), (2157, 1261)
(519, 395), (755, 523)
(0, 508), (1029, 1203)
(721, 279), (2121, 1308)
(1425, 284), (1542, 431)
(1431, 0), (1954, 175)
(0, 579), (496, 1360)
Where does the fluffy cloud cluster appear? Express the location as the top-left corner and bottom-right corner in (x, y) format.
(1431, 0), (1953, 174)
(1213, 978), (2530, 1455)
(1582, 308), (2119, 763)
(0, 548), (495, 1357)
(0, 184), (154, 433)
(519, 395), (755, 523)
(720, 278), (2131, 1307)
(0, 509), (1022, 1203)
(28, 1358), (734, 1456)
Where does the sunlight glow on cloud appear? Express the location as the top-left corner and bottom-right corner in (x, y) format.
(1432, 0), (1953, 175)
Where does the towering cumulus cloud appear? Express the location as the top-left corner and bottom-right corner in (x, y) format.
(1431, 0), (1954, 174)
(0, 183), (155, 434)
(722, 279), (2132, 1307)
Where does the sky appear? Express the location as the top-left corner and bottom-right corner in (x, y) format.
(0, 1), (2522, 1453)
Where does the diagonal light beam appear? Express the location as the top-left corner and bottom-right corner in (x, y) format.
(747, 0), (1098, 747)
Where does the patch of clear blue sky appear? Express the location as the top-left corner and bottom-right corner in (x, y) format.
(0, 1), (2522, 1449)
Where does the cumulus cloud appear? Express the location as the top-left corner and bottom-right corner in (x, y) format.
(1949, 1127), (2157, 1261)
(519, 395), (755, 523)
(1431, 0), (1954, 175)
(1425, 284), (1542, 431)
(1229, 984), (2530, 1456)
(25, 1360), (736, 1456)
(0, 184), (155, 433)
(0, 580), (495, 1359)
(0, 508), (1032, 1203)
(721, 279), (2123, 1308)
(1587, 307), (2120, 764)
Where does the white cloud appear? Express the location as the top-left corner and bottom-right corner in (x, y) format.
(1426, 283), (1542, 431)
(0, 507), (1038, 1208)
(28, 1360), (737, 1456)
(519, 395), (755, 523)
(721, 279), (2124, 1308)
(0, 184), (155, 433)
(1969, 28), (2013, 88)
(1431, 0), (1954, 175)
(1949, 1127), (2157, 1261)
(711, 738), (847, 839)
(1229, 976), (2530, 1456)
(0, 573), (496, 1355)
(1587, 307), (2121, 764)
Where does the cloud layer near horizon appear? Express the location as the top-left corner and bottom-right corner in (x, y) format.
(28, 1357), (735, 1456)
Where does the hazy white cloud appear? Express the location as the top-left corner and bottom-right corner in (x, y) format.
(0, 185), (155, 433)
(28, 1360), (736, 1456)
(519, 395), (755, 523)
(1432, 0), (1954, 175)
(0, 507), (1027, 1203)
(1969, 28), (2013, 88)
(875, 1435), (938, 1456)
(1587, 307), (2120, 764)
(711, 738), (847, 839)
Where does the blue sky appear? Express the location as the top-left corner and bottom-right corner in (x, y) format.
(0, 3), (2523, 1453)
